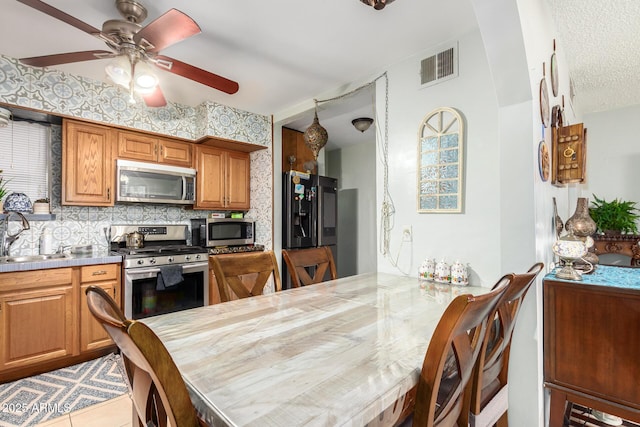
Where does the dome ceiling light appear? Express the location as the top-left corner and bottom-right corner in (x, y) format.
(352, 117), (374, 132)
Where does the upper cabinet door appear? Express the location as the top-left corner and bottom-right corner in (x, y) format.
(195, 145), (226, 209)
(194, 146), (250, 210)
(63, 120), (115, 206)
(226, 150), (250, 210)
(158, 138), (193, 168)
(117, 131), (158, 163)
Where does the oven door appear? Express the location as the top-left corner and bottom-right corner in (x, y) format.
(124, 261), (209, 319)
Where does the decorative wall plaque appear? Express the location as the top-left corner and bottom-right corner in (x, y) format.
(552, 123), (587, 185)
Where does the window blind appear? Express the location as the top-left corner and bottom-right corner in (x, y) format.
(0, 121), (50, 201)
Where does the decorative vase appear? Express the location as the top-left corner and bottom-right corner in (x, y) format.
(565, 197), (597, 237)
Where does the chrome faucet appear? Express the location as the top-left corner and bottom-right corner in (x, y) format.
(1, 212), (30, 256)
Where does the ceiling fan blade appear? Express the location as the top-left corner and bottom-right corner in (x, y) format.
(154, 55), (239, 95)
(143, 87), (167, 108)
(17, 0), (101, 36)
(134, 9), (201, 53)
(20, 50), (114, 67)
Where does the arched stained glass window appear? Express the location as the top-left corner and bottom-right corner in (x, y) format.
(417, 107), (464, 213)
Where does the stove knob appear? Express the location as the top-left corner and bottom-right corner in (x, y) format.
(195, 254), (201, 260)
(137, 259), (144, 265)
(149, 258), (156, 264)
(185, 255), (192, 261)
(167, 256), (174, 263)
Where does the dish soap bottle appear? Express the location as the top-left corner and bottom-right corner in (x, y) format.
(39, 228), (53, 255)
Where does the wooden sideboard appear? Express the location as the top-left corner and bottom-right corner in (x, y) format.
(544, 266), (640, 426)
(592, 234), (640, 266)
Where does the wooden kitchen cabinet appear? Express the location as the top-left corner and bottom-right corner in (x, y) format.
(195, 145), (250, 210)
(63, 119), (115, 206)
(282, 127), (316, 173)
(118, 130), (193, 168)
(79, 264), (121, 352)
(0, 269), (76, 371)
(0, 263), (122, 382)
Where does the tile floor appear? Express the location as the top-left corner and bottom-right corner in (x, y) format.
(34, 395), (133, 427)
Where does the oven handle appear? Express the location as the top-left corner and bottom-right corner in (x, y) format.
(125, 261), (209, 277)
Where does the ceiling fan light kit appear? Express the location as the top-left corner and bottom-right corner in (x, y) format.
(352, 117), (374, 132)
(16, 0), (240, 107)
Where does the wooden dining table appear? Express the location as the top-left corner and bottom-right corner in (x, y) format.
(142, 272), (488, 426)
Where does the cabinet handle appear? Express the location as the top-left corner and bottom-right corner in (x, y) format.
(159, 145), (163, 156)
(92, 270), (108, 276)
(107, 188), (110, 200)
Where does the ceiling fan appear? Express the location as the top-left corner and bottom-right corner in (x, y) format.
(17, 0), (239, 107)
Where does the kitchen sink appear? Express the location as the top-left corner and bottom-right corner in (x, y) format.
(0, 253), (71, 264)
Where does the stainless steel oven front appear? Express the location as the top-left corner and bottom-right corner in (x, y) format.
(123, 261), (209, 319)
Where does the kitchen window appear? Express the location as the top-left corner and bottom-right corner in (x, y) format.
(0, 120), (51, 202)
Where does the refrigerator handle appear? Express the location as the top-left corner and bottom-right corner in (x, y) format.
(316, 184), (323, 246)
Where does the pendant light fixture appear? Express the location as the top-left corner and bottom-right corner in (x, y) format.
(303, 100), (329, 160)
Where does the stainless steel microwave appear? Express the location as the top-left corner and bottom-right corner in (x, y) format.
(191, 218), (255, 247)
(116, 159), (196, 204)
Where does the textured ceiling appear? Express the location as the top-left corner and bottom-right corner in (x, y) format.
(548, 0), (640, 114)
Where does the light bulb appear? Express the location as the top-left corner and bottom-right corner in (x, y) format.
(133, 61), (158, 94)
(105, 56), (131, 88)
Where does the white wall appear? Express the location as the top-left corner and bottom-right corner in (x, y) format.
(375, 29), (504, 285)
(583, 104), (640, 204)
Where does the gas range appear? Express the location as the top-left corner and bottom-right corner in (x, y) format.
(110, 225), (208, 269)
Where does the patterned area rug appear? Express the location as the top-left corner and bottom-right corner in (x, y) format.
(0, 353), (128, 427)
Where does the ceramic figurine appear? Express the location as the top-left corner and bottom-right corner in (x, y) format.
(434, 259), (451, 284)
(450, 260), (469, 286)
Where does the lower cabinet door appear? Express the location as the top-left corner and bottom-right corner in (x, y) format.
(0, 286), (75, 370)
(80, 282), (119, 352)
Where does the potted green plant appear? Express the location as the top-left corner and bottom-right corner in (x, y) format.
(33, 197), (50, 214)
(589, 194), (640, 235)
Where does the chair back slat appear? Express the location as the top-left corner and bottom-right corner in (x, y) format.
(211, 251), (282, 302)
(282, 246), (337, 288)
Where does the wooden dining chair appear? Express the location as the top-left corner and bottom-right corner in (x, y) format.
(408, 274), (513, 427)
(210, 250), (282, 302)
(85, 286), (206, 427)
(468, 262), (544, 427)
(281, 246), (337, 288)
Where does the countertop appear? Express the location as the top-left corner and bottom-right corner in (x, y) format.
(0, 252), (122, 273)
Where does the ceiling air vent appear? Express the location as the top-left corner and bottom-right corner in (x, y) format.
(420, 42), (458, 88)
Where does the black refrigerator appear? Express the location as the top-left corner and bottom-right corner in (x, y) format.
(282, 171), (338, 289)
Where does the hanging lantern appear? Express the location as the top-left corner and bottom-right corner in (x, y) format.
(303, 102), (328, 160)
